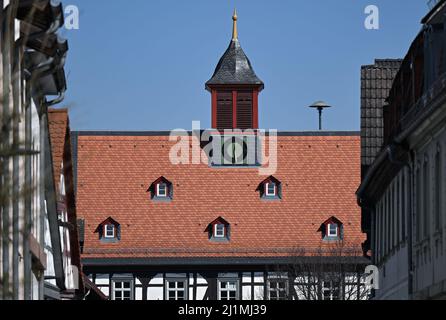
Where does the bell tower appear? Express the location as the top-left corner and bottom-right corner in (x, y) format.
(206, 10), (264, 130)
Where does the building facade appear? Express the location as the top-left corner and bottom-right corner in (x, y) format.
(74, 12), (369, 301)
(358, 0), (446, 300)
(0, 0), (94, 300)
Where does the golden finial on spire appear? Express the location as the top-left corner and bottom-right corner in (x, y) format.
(232, 9), (238, 40)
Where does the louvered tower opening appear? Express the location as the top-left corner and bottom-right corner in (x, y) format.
(217, 92), (233, 129)
(236, 91), (253, 129)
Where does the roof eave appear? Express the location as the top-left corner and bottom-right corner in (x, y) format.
(422, 0), (446, 24)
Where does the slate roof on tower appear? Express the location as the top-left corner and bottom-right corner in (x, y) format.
(206, 10), (264, 90)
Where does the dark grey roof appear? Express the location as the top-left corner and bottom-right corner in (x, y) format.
(206, 39), (264, 90)
(82, 256), (369, 267)
(361, 59), (402, 168)
(71, 130), (359, 137)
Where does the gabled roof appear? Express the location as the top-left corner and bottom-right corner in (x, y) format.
(256, 176), (281, 191)
(94, 217), (120, 233)
(206, 38), (264, 90)
(147, 176), (172, 192)
(317, 216), (343, 232)
(73, 132), (364, 261)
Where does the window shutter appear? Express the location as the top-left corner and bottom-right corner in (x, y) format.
(277, 183), (282, 199)
(236, 91), (253, 129)
(77, 219), (85, 253)
(149, 184), (155, 199)
(98, 224), (104, 240)
(321, 224), (327, 238)
(117, 225), (121, 240)
(217, 92), (233, 129)
(169, 183), (173, 199)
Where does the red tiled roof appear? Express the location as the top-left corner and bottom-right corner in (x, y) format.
(48, 109), (85, 293)
(74, 133), (365, 259)
(48, 108), (69, 191)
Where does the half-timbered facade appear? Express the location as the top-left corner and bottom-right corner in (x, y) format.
(74, 12), (368, 300)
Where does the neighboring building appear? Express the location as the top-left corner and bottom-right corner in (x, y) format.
(360, 59), (402, 255)
(357, 0), (446, 300)
(0, 0), (100, 300)
(74, 12), (368, 301)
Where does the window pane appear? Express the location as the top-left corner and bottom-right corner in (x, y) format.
(123, 282), (131, 289)
(158, 183), (167, 196)
(215, 224), (225, 237)
(177, 281), (184, 289)
(115, 282), (122, 289)
(168, 282), (175, 289)
(228, 282), (236, 290)
(168, 291), (176, 300)
(329, 224), (338, 236)
(267, 183), (276, 195)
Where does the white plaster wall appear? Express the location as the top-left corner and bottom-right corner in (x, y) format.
(147, 287), (164, 300)
(376, 247), (409, 300)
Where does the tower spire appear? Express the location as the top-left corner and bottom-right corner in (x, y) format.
(232, 9), (238, 40)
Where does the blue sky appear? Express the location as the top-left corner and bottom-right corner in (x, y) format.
(61, 0), (429, 132)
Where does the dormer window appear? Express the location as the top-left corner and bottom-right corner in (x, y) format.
(207, 217), (230, 242)
(104, 224), (115, 238)
(318, 217), (343, 241)
(214, 224), (226, 238)
(265, 183), (277, 197)
(327, 223), (338, 237)
(157, 183), (168, 197)
(257, 176), (282, 200)
(95, 217), (121, 242)
(148, 177), (173, 201)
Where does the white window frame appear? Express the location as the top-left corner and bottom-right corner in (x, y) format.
(214, 224), (226, 238)
(328, 223), (338, 237)
(218, 279), (239, 300)
(267, 279), (289, 300)
(104, 224), (115, 238)
(111, 280), (133, 300)
(265, 183), (276, 196)
(165, 279), (188, 300)
(157, 183), (168, 197)
(322, 280), (341, 301)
